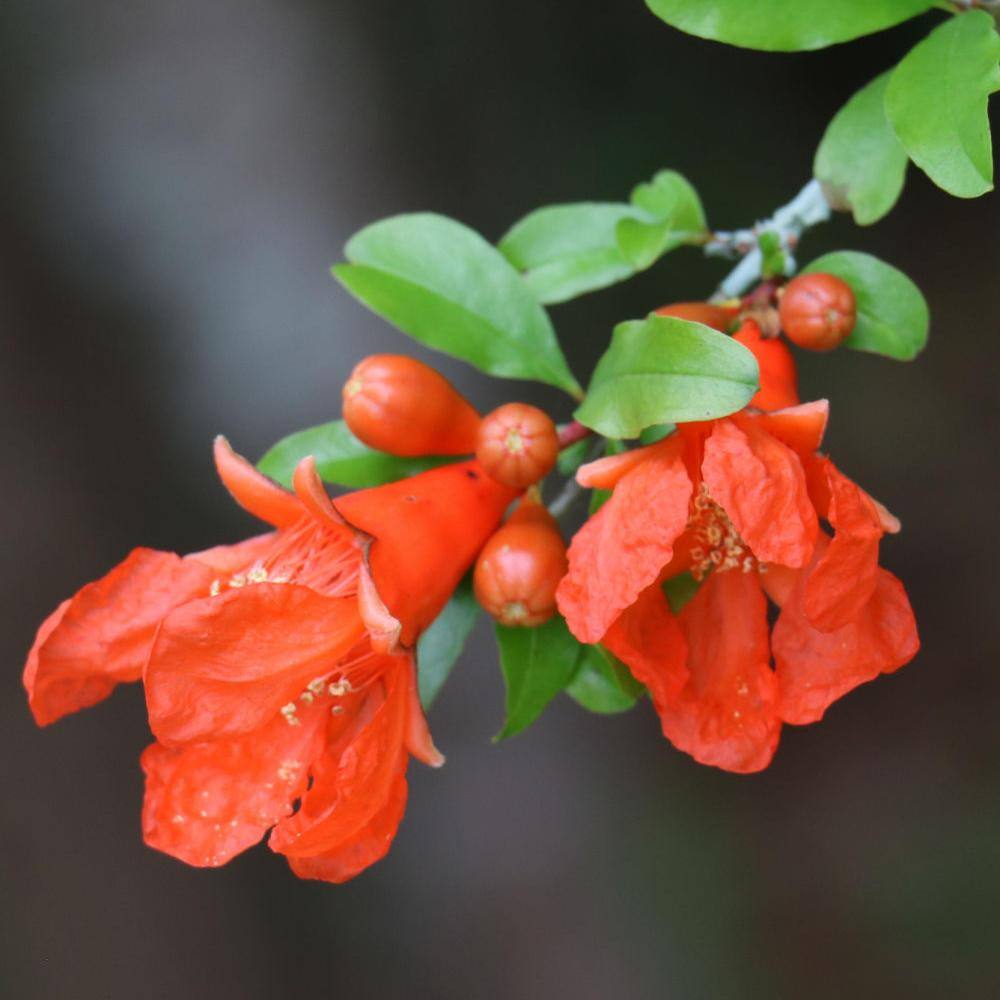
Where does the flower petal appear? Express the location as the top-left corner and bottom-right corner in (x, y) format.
(743, 400), (829, 457)
(733, 321), (799, 412)
(25, 549), (217, 726)
(214, 436), (302, 530)
(602, 582), (689, 709)
(189, 533), (278, 576)
(334, 460), (518, 647)
(270, 661), (409, 859)
(557, 438), (692, 643)
(576, 436), (678, 491)
(145, 583), (365, 746)
(775, 565), (919, 725)
(285, 773), (408, 884)
(702, 418), (817, 568)
(140, 699), (328, 868)
(803, 463), (884, 632)
(669, 569), (781, 773)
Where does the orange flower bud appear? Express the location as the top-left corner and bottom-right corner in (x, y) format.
(342, 354), (481, 456)
(474, 494), (568, 626)
(476, 402), (558, 489)
(778, 273), (856, 352)
(655, 301), (739, 333)
(732, 320), (799, 412)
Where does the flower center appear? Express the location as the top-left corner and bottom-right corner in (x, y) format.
(689, 483), (756, 581)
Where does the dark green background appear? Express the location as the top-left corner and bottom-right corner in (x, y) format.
(2, 2), (998, 997)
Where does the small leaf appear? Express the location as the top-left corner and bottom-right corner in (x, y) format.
(556, 437), (592, 476)
(814, 71), (908, 225)
(258, 420), (451, 489)
(616, 171), (708, 270)
(645, 0), (936, 52)
(574, 316), (759, 438)
(334, 213), (582, 396)
(885, 11), (1000, 199)
(417, 577), (480, 709)
(638, 423), (675, 445)
(662, 572), (701, 614)
(758, 231), (787, 279)
(803, 251), (929, 360)
(566, 644), (644, 715)
(495, 615), (581, 740)
(498, 203), (645, 304)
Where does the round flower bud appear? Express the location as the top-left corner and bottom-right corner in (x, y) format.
(655, 301), (738, 332)
(342, 354), (480, 456)
(476, 403), (558, 489)
(473, 495), (567, 627)
(778, 273), (856, 352)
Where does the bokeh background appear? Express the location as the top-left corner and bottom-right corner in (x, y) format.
(3, 3), (999, 997)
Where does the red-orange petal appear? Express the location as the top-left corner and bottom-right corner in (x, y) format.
(140, 698), (328, 868)
(270, 661), (409, 859)
(669, 569), (781, 773)
(334, 460), (518, 647)
(285, 773), (409, 883)
(25, 548), (217, 727)
(189, 533), (279, 575)
(214, 436), (302, 530)
(557, 438), (692, 643)
(774, 566), (919, 724)
(145, 583), (366, 746)
(803, 463), (883, 632)
(702, 418), (817, 568)
(733, 321), (800, 412)
(741, 399), (829, 458)
(602, 582), (689, 710)
(576, 436), (678, 491)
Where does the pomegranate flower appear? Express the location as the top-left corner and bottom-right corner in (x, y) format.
(556, 401), (918, 773)
(25, 438), (516, 880)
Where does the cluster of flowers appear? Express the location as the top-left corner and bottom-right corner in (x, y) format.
(24, 275), (918, 882)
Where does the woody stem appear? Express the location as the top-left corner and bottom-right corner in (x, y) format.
(548, 436), (605, 519)
(706, 178), (832, 300)
(557, 420), (593, 450)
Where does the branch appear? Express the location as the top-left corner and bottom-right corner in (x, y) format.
(706, 179), (832, 300)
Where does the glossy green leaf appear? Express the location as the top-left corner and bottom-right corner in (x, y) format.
(494, 615), (581, 740)
(258, 420), (452, 489)
(417, 577), (480, 709)
(646, 0), (936, 52)
(334, 213), (582, 396)
(638, 423), (675, 445)
(574, 316), (759, 438)
(814, 71), (908, 225)
(803, 252), (929, 360)
(885, 11), (1000, 198)
(616, 171), (708, 270)
(498, 203), (644, 304)
(566, 644), (644, 715)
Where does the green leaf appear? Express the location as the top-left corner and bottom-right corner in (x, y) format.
(662, 572), (701, 614)
(417, 577), (480, 709)
(814, 70), (909, 225)
(758, 231), (787, 279)
(885, 11), (1000, 199)
(574, 316), (759, 438)
(258, 420), (451, 489)
(645, 0), (936, 52)
(498, 203), (645, 304)
(556, 436), (592, 476)
(616, 171), (708, 270)
(803, 252), (929, 360)
(334, 213), (582, 396)
(566, 644), (644, 715)
(638, 423), (675, 445)
(494, 615), (582, 740)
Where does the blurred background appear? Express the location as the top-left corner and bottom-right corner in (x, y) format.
(3, 2), (998, 997)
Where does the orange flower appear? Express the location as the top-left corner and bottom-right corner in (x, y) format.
(556, 401), (918, 773)
(25, 438), (516, 880)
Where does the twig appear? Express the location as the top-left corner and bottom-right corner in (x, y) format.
(706, 179), (832, 300)
(548, 437), (605, 519)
